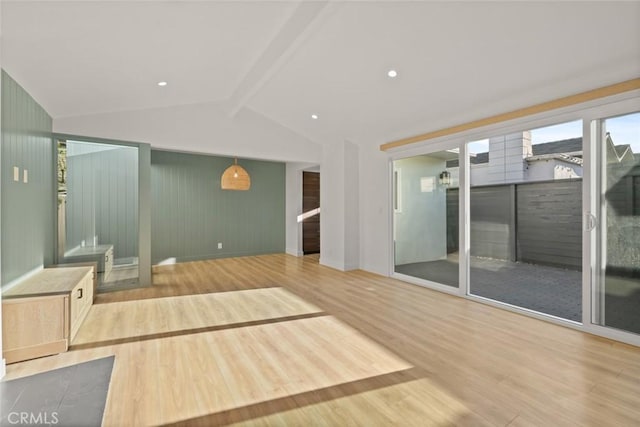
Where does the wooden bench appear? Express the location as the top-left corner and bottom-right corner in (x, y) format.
(2, 266), (94, 364)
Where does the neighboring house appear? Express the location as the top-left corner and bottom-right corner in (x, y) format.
(446, 133), (635, 186)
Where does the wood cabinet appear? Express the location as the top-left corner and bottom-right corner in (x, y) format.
(2, 266), (94, 364)
(65, 244), (113, 279)
(48, 261), (98, 302)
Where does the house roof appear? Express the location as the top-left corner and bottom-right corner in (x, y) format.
(531, 138), (583, 156)
(526, 153), (583, 165)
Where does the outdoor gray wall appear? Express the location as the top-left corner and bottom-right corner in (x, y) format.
(394, 155), (447, 265)
(448, 186), (513, 260)
(151, 150), (285, 264)
(470, 185), (513, 260)
(447, 179), (582, 269)
(1, 70), (54, 287)
(516, 180), (582, 269)
(65, 142), (138, 262)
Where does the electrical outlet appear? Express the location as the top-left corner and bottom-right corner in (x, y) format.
(13, 166), (19, 182)
(218, 242), (223, 249)
(23, 169), (28, 183)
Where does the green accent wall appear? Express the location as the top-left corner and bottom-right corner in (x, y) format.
(151, 150), (285, 264)
(1, 71), (54, 287)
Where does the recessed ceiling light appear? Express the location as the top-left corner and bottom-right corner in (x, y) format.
(387, 70), (398, 78)
(311, 114), (319, 120)
(157, 81), (168, 87)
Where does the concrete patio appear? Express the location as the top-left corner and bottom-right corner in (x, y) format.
(396, 254), (640, 333)
(395, 254), (582, 322)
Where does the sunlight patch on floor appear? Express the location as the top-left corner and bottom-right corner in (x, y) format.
(102, 315), (414, 426)
(73, 287), (322, 345)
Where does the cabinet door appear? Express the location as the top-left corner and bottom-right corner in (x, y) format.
(2, 295), (69, 364)
(69, 272), (93, 341)
(104, 247), (114, 278)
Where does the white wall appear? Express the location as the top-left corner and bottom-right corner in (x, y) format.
(487, 132), (530, 184)
(54, 103), (322, 164)
(319, 142), (343, 269)
(393, 155), (448, 265)
(527, 159), (582, 182)
(343, 140), (360, 270)
(320, 140), (359, 271)
(449, 163), (488, 188)
(358, 146), (391, 275)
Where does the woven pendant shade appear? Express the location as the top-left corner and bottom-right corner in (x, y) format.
(221, 158), (251, 191)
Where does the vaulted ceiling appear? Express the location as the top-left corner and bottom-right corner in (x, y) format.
(2, 1), (639, 148)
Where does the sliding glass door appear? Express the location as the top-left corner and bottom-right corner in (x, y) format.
(593, 112), (640, 335)
(389, 102), (640, 345)
(467, 122), (583, 321)
(393, 150), (460, 289)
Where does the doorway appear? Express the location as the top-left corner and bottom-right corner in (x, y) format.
(302, 171), (320, 255)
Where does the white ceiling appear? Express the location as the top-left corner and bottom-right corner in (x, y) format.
(2, 1), (640, 148)
(2, 1), (296, 116)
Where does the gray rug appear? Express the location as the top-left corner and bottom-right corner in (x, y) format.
(1, 356), (114, 427)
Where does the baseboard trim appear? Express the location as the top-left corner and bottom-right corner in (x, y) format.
(152, 250), (283, 266)
(319, 257), (345, 271)
(3, 340), (68, 365)
(285, 247), (303, 257)
(0, 358), (6, 379)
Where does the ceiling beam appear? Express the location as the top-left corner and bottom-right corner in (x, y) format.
(226, 0), (340, 118)
(380, 78), (640, 152)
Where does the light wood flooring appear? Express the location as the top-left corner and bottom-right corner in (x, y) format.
(4, 254), (640, 426)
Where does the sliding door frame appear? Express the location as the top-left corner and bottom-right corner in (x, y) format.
(387, 91), (640, 347)
(581, 100), (640, 346)
(389, 138), (470, 297)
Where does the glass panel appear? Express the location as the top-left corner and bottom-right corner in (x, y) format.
(393, 150), (459, 288)
(58, 140), (139, 290)
(595, 112), (640, 334)
(468, 122), (583, 321)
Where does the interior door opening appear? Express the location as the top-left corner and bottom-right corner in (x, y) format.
(302, 171), (320, 256)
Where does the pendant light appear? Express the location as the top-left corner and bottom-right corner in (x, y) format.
(221, 158), (251, 191)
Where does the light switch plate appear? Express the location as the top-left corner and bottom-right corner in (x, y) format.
(23, 169), (28, 183)
(13, 166), (19, 182)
